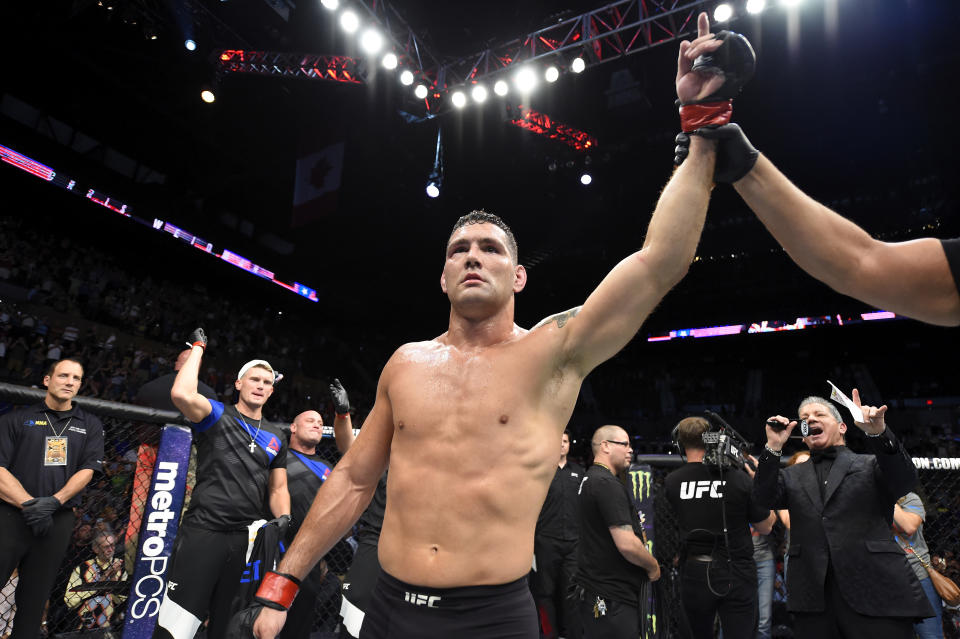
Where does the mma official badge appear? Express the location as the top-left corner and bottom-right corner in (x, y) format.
(44, 436), (68, 466)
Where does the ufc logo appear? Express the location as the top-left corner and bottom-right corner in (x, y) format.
(404, 592), (441, 608)
(679, 480), (726, 500)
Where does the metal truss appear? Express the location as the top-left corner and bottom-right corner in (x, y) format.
(505, 105), (599, 152)
(215, 50), (364, 84)
(419, 0), (710, 111)
(353, 0), (442, 75)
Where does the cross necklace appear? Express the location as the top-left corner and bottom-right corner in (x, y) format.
(240, 415), (262, 454)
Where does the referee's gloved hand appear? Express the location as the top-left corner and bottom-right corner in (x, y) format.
(329, 378), (350, 417)
(185, 327), (207, 350)
(266, 514), (291, 537)
(21, 496), (61, 537)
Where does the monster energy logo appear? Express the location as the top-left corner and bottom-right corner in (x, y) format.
(629, 469), (653, 500)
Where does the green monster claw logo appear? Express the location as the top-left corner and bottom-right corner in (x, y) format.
(629, 469), (653, 500)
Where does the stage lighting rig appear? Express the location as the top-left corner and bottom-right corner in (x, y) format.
(425, 128), (444, 198)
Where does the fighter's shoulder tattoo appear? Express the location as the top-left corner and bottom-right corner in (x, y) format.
(533, 306), (583, 330)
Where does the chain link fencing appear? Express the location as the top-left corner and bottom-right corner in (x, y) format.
(0, 390), (355, 639)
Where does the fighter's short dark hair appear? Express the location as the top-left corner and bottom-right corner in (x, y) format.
(448, 210), (519, 263)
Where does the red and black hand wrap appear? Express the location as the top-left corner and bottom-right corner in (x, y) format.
(254, 571), (301, 611)
(679, 101), (732, 133)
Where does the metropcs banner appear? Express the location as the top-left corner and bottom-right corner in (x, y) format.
(122, 425), (193, 639)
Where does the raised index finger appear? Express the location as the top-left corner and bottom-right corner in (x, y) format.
(698, 11), (710, 39)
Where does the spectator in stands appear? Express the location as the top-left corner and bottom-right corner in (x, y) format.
(63, 530), (127, 630)
(892, 492), (944, 639)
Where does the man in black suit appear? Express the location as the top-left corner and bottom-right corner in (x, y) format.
(754, 392), (933, 638)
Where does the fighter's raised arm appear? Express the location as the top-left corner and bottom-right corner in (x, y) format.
(545, 13), (728, 375)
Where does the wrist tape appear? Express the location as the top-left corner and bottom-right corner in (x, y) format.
(254, 571), (301, 611)
(679, 101), (733, 133)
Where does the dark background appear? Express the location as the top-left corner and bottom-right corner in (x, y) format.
(2, 0), (958, 444)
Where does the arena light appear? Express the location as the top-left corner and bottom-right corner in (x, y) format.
(414, 83), (428, 99)
(400, 69), (414, 85)
(571, 57), (586, 73)
(184, 39), (197, 51)
(360, 29), (383, 54)
(493, 79), (509, 96)
(545, 66), (560, 83)
(746, 0), (766, 14)
(340, 10), (359, 33)
(381, 52), (398, 70)
(200, 89), (216, 103)
(580, 173), (592, 185)
(713, 3), (733, 22)
(514, 67), (537, 93)
(320, 0), (339, 9)
(471, 85), (488, 103)
(426, 181), (440, 198)
(451, 91), (467, 108)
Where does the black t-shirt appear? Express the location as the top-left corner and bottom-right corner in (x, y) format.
(356, 472), (387, 547)
(0, 403), (104, 508)
(135, 373), (217, 414)
(284, 446), (333, 591)
(285, 448), (332, 543)
(183, 400), (287, 531)
(575, 465), (648, 604)
(664, 462), (768, 564)
(942, 238), (960, 296)
(536, 461), (585, 541)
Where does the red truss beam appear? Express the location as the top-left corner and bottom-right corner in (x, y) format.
(506, 105), (598, 152)
(216, 50), (364, 84)
(418, 0), (709, 113)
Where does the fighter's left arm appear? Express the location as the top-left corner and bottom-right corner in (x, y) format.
(542, 15), (722, 375)
(268, 468), (291, 519)
(852, 389), (919, 500)
(548, 138), (715, 375)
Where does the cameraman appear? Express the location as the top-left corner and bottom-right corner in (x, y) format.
(664, 417), (774, 639)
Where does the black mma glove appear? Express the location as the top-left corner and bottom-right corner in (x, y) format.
(267, 514), (291, 537)
(329, 378), (350, 417)
(185, 327), (207, 350)
(226, 603), (265, 638)
(679, 30), (756, 133)
(21, 496), (61, 537)
(673, 124), (758, 183)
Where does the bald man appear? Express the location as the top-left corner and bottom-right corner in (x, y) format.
(281, 385), (354, 638)
(575, 425), (659, 639)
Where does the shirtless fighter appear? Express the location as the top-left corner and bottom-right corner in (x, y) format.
(248, 13), (736, 638)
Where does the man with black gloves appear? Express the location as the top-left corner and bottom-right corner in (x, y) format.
(153, 329), (291, 639)
(664, 416), (775, 639)
(672, 71), (960, 326)
(576, 425), (660, 639)
(533, 430), (584, 639)
(754, 392), (934, 637)
(0, 358), (104, 639)
(279, 381), (354, 639)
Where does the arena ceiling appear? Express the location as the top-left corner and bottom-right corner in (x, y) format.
(2, 0), (959, 344)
